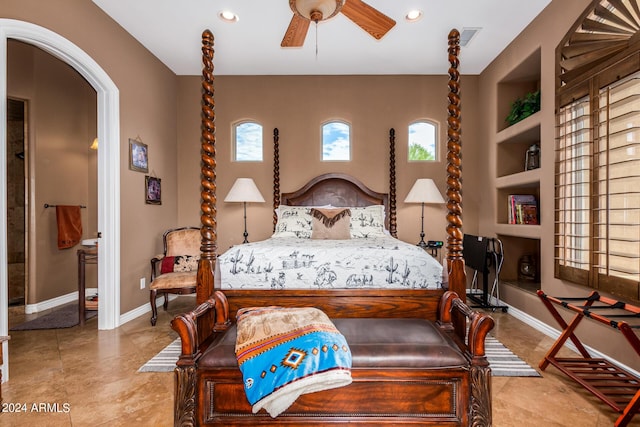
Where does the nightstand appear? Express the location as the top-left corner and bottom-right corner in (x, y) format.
(78, 247), (98, 326)
(424, 240), (443, 260)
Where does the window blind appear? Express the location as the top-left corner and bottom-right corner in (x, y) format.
(555, 73), (640, 296)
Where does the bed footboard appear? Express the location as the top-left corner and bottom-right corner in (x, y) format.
(171, 290), (494, 427)
(171, 291), (230, 426)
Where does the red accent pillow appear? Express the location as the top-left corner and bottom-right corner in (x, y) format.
(160, 256), (176, 274)
(160, 255), (199, 274)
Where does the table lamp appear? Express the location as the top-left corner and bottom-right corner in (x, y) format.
(404, 178), (445, 249)
(224, 178), (265, 243)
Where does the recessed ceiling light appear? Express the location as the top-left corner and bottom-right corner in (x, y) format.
(218, 10), (239, 23)
(405, 9), (423, 22)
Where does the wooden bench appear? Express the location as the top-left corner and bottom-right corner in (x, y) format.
(172, 290), (493, 426)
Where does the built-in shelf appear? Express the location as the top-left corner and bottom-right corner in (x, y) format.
(496, 168), (541, 189)
(497, 115), (541, 177)
(496, 113), (541, 145)
(495, 223), (542, 239)
(493, 47), (542, 295)
(496, 48), (541, 133)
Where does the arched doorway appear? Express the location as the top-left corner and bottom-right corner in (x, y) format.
(0, 19), (121, 382)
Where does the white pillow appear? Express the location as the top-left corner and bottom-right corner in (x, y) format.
(348, 205), (387, 238)
(272, 205), (317, 238)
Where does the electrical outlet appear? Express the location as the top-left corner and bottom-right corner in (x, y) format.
(140, 277), (146, 289)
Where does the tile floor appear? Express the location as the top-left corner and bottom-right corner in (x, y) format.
(1, 296), (639, 426)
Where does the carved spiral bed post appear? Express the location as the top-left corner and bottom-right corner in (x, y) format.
(197, 29), (218, 305)
(173, 29), (217, 427)
(445, 29), (465, 302)
(273, 128), (280, 232)
(389, 128), (398, 238)
(446, 28), (492, 427)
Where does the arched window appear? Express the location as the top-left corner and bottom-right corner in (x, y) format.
(233, 121), (263, 161)
(322, 120), (351, 161)
(408, 120), (437, 161)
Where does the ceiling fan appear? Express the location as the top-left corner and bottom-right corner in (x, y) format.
(281, 0), (396, 47)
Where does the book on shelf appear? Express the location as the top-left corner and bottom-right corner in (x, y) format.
(508, 194), (538, 225)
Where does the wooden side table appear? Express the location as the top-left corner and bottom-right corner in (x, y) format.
(77, 248), (98, 326)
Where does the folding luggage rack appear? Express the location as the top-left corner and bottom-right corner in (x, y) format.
(537, 290), (640, 427)
(463, 234), (508, 312)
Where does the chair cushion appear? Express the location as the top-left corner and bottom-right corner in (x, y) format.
(160, 255), (199, 274)
(199, 318), (467, 370)
(150, 271), (197, 290)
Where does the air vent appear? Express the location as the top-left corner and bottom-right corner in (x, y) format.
(460, 27), (481, 47)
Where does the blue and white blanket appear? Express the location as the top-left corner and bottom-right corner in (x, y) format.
(235, 306), (352, 417)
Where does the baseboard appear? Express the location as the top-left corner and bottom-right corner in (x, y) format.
(23, 290), (183, 328)
(118, 294), (186, 326)
(24, 287), (98, 314)
(494, 296), (640, 379)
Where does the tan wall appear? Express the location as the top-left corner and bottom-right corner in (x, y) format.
(3, 0), (179, 313)
(177, 74), (482, 253)
(478, 0), (640, 371)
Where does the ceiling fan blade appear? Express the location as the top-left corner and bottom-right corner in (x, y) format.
(281, 14), (311, 47)
(341, 0), (396, 40)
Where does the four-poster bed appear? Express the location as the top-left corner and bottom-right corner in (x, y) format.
(170, 29), (494, 426)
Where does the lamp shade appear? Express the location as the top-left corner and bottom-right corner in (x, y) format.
(224, 178), (265, 203)
(404, 179), (445, 204)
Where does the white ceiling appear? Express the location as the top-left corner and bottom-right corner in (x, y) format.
(92, 0), (551, 76)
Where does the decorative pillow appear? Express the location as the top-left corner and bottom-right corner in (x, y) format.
(310, 208), (352, 240)
(349, 205), (387, 238)
(272, 206), (315, 238)
(160, 255), (199, 274)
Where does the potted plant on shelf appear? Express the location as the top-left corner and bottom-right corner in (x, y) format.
(505, 90), (541, 126)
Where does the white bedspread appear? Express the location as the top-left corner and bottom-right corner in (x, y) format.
(216, 236), (443, 290)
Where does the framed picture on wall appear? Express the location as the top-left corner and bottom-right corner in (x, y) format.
(129, 138), (148, 172)
(145, 176), (161, 205)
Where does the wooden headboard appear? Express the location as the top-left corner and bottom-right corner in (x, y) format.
(280, 173), (390, 230)
(271, 128), (398, 237)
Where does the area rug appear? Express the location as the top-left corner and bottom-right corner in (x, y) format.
(484, 335), (540, 377)
(139, 335), (540, 377)
(10, 304), (97, 331)
(138, 338), (181, 372)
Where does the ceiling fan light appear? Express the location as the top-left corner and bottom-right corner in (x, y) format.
(218, 10), (239, 23)
(405, 9), (422, 22)
(290, 0), (344, 21)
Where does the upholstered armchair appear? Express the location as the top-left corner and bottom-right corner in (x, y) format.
(149, 226), (200, 326)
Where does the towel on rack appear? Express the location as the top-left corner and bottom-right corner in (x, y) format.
(56, 205), (82, 249)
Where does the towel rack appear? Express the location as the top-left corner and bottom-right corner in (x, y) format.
(44, 204), (86, 208)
